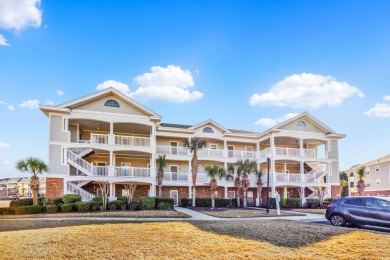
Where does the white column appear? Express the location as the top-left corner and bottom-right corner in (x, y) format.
(283, 186), (288, 198)
(109, 151), (113, 166)
(301, 186), (306, 206)
(224, 186), (228, 198)
(108, 122), (115, 145)
(224, 161), (227, 170)
(283, 162), (287, 174)
(271, 186), (276, 197)
(110, 122), (113, 134)
(150, 153), (156, 179)
(149, 183), (156, 197)
(188, 186), (192, 198)
(109, 182), (114, 199)
(300, 161), (304, 175)
(299, 138), (304, 157)
(270, 135), (275, 155)
(151, 123), (156, 147)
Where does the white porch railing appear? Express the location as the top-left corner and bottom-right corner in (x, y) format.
(115, 135), (150, 147)
(91, 133), (108, 144)
(197, 148), (224, 157)
(66, 182), (95, 202)
(273, 173), (315, 183)
(275, 147), (300, 157)
(156, 145), (188, 155)
(259, 148), (271, 159)
(115, 167), (150, 178)
(92, 166), (108, 176)
(303, 149), (315, 158)
(228, 150), (256, 159)
(162, 172), (189, 181)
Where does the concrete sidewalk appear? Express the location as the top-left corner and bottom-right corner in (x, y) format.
(0, 207), (326, 222)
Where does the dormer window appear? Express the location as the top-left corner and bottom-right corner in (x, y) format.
(297, 121), (306, 127)
(203, 127), (214, 133)
(104, 99), (120, 108)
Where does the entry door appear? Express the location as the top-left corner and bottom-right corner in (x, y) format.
(247, 191), (254, 205)
(170, 165), (178, 181)
(170, 141), (178, 155)
(170, 190), (179, 206)
(228, 145), (234, 158)
(121, 163), (131, 177)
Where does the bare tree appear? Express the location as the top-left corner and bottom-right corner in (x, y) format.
(123, 183), (137, 204)
(98, 181), (110, 210)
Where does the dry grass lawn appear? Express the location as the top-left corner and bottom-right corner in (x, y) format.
(0, 210), (190, 219)
(287, 208), (326, 214)
(0, 220), (389, 259)
(199, 208), (302, 218)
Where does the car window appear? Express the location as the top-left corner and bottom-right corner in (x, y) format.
(343, 198), (364, 206)
(378, 199), (390, 210)
(366, 198), (383, 209)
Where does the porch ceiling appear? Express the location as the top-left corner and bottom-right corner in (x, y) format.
(114, 123), (151, 135)
(69, 119), (110, 132)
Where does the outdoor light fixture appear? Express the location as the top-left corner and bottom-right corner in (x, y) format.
(266, 149), (272, 214)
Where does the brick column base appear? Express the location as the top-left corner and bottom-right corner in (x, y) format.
(331, 185), (342, 198)
(46, 178), (64, 199)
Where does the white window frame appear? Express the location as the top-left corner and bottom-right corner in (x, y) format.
(170, 165), (179, 172)
(245, 146), (253, 152)
(210, 144), (218, 150)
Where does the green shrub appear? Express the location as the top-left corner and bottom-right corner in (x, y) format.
(215, 198), (230, 207)
(116, 196), (128, 202)
(107, 202), (117, 211)
(41, 205), (47, 213)
(155, 198), (174, 209)
(193, 198), (230, 207)
(27, 205), (42, 214)
(46, 205), (58, 213)
(76, 202), (90, 212)
(128, 202), (140, 210)
(323, 198), (335, 204)
(53, 198), (64, 206)
(9, 198), (33, 208)
(140, 196), (155, 210)
(38, 197), (49, 206)
(269, 198), (276, 208)
(181, 198), (192, 207)
(231, 198), (244, 208)
(306, 199), (320, 208)
(62, 194), (82, 204)
(92, 196), (105, 206)
(1, 207), (15, 215)
(114, 200), (127, 210)
(89, 201), (99, 211)
(281, 198), (302, 208)
(157, 202), (173, 210)
(15, 206), (28, 215)
(61, 204), (73, 213)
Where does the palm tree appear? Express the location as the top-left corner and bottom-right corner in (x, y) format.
(233, 166), (242, 207)
(205, 165), (226, 208)
(254, 169), (263, 207)
(157, 154), (166, 197)
(16, 157), (48, 205)
(183, 137), (207, 207)
(235, 159), (257, 208)
(356, 166), (366, 195)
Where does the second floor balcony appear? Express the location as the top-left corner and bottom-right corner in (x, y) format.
(78, 133), (151, 147)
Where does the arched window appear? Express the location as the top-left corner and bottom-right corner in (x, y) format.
(104, 99), (120, 108)
(203, 127), (214, 133)
(297, 121), (306, 127)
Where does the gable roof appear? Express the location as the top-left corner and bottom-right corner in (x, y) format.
(40, 87), (161, 119)
(265, 112), (344, 137)
(188, 119), (232, 134)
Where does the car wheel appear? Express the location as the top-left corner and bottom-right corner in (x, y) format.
(330, 214), (347, 226)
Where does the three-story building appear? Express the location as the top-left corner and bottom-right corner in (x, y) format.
(40, 88), (345, 206)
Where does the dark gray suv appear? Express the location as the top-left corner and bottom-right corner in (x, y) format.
(325, 196), (390, 227)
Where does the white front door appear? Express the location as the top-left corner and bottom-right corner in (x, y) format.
(247, 191), (254, 205)
(170, 190), (179, 206)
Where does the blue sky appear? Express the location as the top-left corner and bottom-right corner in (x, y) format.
(0, 1), (390, 178)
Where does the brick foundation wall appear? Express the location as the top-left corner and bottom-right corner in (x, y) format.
(331, 185), (342, 198)
(353, 190), (390, 196)
(46, 178), (64, 199)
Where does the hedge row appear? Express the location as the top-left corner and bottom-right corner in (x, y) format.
(140, 197), (175, 210)
(181, 198), (231, 208)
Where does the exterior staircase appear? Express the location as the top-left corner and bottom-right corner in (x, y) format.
(305, 162), (328, 183)
(67, 149), (93, 176)
(66, 181), (95, 202)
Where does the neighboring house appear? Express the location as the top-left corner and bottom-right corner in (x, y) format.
(346, 154), (390, 196)
(0, 177), (46, 197)
(39, 87), (345, 206)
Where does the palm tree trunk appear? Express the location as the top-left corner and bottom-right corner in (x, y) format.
(243, 189), (247, 208)
(191, 153), (198, 207)
(236, 192), (240, 207)
(33, 189), (38, 205)
(158, 185), (162, 197)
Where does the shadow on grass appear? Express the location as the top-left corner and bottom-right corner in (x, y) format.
(0, 219), (143, 232)
(190, 220), (353, 248)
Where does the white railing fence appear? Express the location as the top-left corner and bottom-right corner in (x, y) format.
(66, 182), (95, 202)
(115, 167), (150, 178)
(67, 149), (92, 174)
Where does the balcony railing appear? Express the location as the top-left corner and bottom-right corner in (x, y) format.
(115, 135), (150, 147)
(92, 166), (108, 176)
(273, 173), (316, 183)
(259, 147), (316, 159)
(156, 145), (188, 155)
(162, 172), (189, 181)
(197, 148), (224, 157)
(275, 147), (300, 157)
(115, 167), (150, 178)
(228, 150), (256, 159)
(91, 134), (108, 144)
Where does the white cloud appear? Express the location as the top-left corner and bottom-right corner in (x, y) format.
(254, 113), (299, 128)
(19, 99), (39, 109)
(0, 100), (6, 105)
(131, 65), (203, 102)
(364, 103), (390, 118)
(0, 34), (10, 46)
(0, 142), (10, 148)
(0, 0), (42, 31)
(7, 104), (14, 110)
(0, 160), (11, 164)
(249, 73), (364, 108)
(383, 95), (390, 101)
(96, 80), (131, 95)
(56, 89), (64, 96)
(45, 99), (54, 105)
(0, 100), (14, 110)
